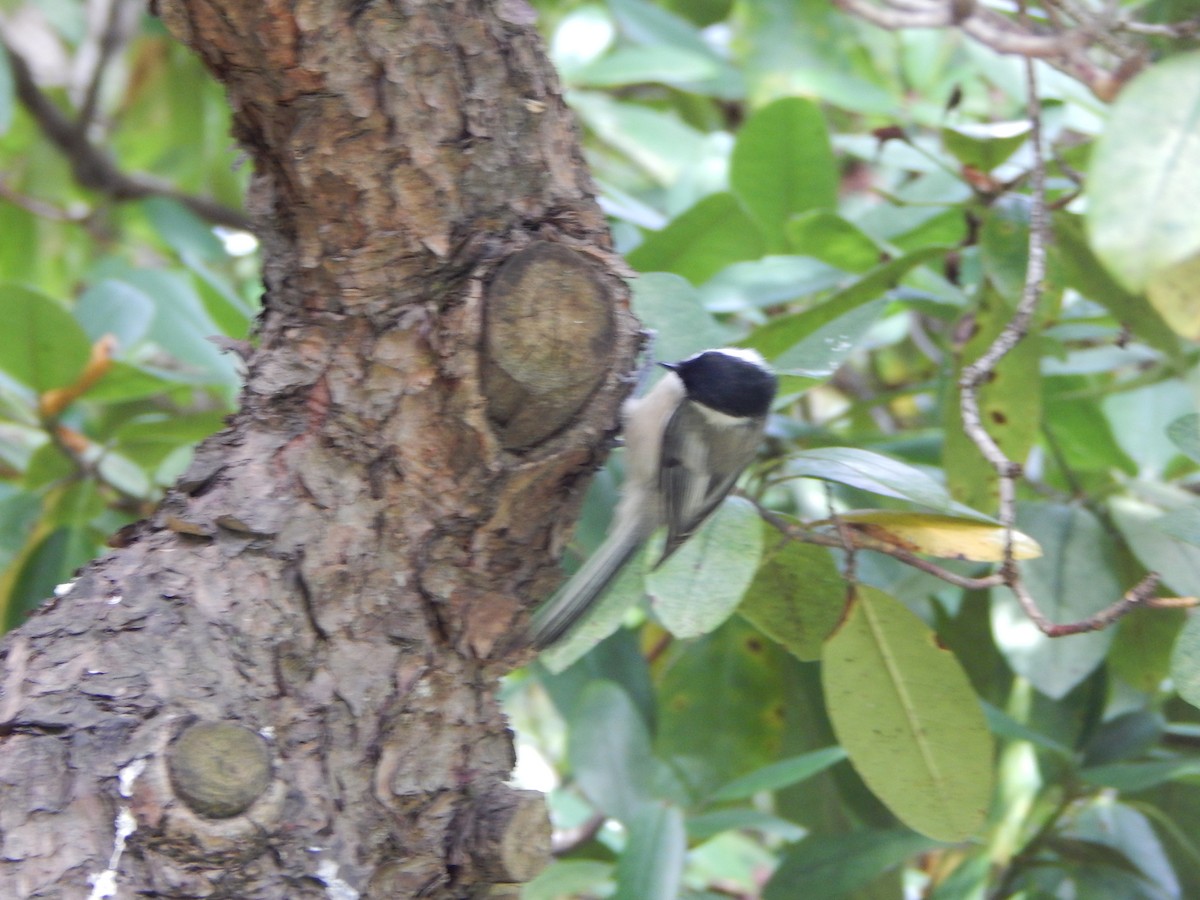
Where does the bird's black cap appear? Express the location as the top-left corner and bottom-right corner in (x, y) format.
(661, 348), (777, 418)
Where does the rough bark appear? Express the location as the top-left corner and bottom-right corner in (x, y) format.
(0, 1), (639, 897)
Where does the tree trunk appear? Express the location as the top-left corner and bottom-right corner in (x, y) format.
(0, 1), (638, 896)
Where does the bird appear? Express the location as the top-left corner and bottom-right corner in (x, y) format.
(528, 347), (777, 648)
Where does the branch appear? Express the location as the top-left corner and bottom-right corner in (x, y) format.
(0, 34), (253, 232)
(954, 60), (1199, 634)
(752, 499), (1006, 592)
(833, 0), (1138, 99)
(77, 0), (140, 133)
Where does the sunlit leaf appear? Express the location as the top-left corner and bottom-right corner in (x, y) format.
(730, 98), (837, 251)
(1055, 213), (1181, 358)
(823, 586), (993, 841)
(626, 192), (766, 284)
(941, 120), (1030, 171)
(1087, 53), (1200, 294)
(786, 211), (883, 273)
(1146, 252), (1200, 341)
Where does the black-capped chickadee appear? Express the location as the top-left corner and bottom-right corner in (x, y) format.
(529, 347), (777, 648)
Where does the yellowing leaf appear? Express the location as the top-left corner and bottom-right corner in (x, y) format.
(821, 510), (1042, 562)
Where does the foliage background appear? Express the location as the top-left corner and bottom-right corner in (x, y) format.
(2, 0), (1200, 897)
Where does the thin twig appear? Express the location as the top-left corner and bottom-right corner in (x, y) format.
(752, 499), (1005, 592)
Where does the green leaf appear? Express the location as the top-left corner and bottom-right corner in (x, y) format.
(571, 45), (719, 89)
(730, 98), (838, 251)
(649, 497), (762, 638)
(1087, 52), (1200, 294)
(626, 192), (766, 284)
(686, 808), (805, 842)
(981, 195), (1065, 303)
(1109, 607), (1186, 695)
(656, 617), (784, 798)
(980, 701), (1073, 759)
(0, 487), (41, 573)
(823, 586), (993, 841)
(140, 197), (226, 262)
(788, 446), (982, 517)
(744, 246), (949, 370)
(81, 361), (195, 403)
(1146, 252), (1200, 340)
(537, 627), (656, 736)
(1081, 759), (1200, 792)
(1153, 506), (1200, 546)
(74, 278), (156, 349)
(0, 43), (14, 137)
(739, 531), (846, 661)
(607, 0), (742, 100)
(630, 273), (730, 365)
(1043, 385), (1137, 476)
(1055, 213), (1181, 357)
(786, 211), (883, 273)
(941, 120), (1030, 171)
(944, 285), (1042, 512)
(1111, 495), (1200, 597)
(1171, 612), (1200, 711)
(569, 91), (705, 185)
(181, 250), (255, 337)
(4, 526), (98, 631)
(1167, 413), (1200, 465)
(523, 860), (613, 900)
(990, 504), (1119, 699)
(538, 546), (650, 675)
(929, 852), (992, 900)
(709, 746), (847, 802)
(0, 285), (92, 392)
(613, 803), (686, 900)
(568, 681), (682, 823)
(1062, 802), (1181, 897)
(764, 828), (937, 900)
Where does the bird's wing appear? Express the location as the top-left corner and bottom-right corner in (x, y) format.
(657, 403), (761, 565)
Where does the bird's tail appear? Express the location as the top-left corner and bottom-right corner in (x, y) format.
(528, 524), (645, 649)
